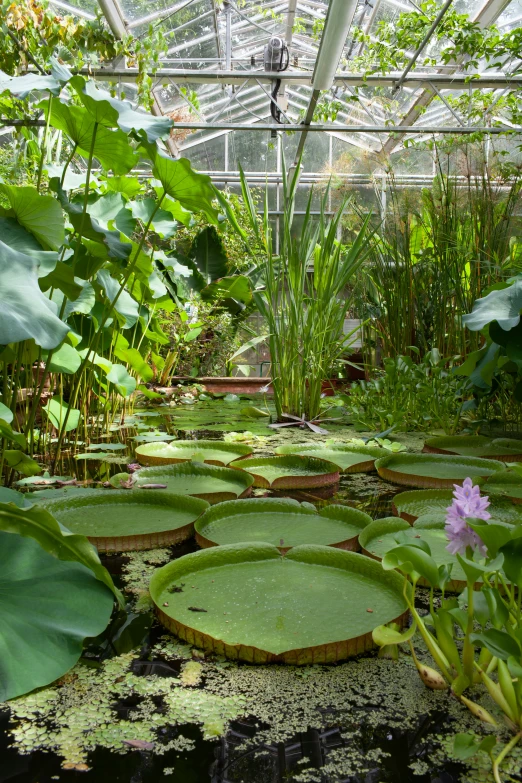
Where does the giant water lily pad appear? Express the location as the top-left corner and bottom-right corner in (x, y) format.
(424, 435), (522, 461)
(194, 498), (372, 552)
(150, 543), (409, 664)
(376, 453), (503, 489)
(231, 456), (339, 489)
(359, 516), (484, 590)
(135, 440), (252, 467)
(484, 469), (522, 504)
(39, 491), (209, 552)
(392, 488), (522, 525)
(275, 443), (383, 473)
(133, 462), (254, 504)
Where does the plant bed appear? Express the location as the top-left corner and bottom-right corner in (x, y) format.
(135, 440), (253, 467)
(167, 377), (352, 396)
(133, 462), (254, 504)
(375, 453), (504, 489)
(194, 498), (372, 552)
(275, 442), (383, 473)
(150, 542), (409, 664)
(231, 455), (340, 489)
(423, 435), (522, 461)
(39, 491), (209, 552)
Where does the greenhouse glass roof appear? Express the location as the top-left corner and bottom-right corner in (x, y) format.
(47, 0), (522, 176)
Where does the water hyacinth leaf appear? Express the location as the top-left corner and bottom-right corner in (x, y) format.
(41, 100), (138, 174)
(470, 629), (521, 660)
(71, 76), (173, 141)
(0, 240), (69, 348)
(382, 544), (440, 587)
(468, 520), (513, 557)
(483, 586), (510, 628)
(139, 138), (218, 222)
(499, 537), (522, 588)
(106, 364), (137, 397)
(372, 622), (416, 647)
(0, 503), (122, 602)
(42, 396), (81, 432)
(0, 532), (114, 701)
(453, 733), (497, 761)
(462, 278), (522, 332)
(4, 451), (41, 476)
(0, 185), (65, 251)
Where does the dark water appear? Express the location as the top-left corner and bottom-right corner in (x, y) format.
(2, 403), (468, 783)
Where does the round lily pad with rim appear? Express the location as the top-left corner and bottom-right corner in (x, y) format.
(38, 491), (209, 552)
(194, 498), (372, 552)
(392, 488), (522, 525)
(231, 455), (339, 489)
(484, 469), (522, 504)
(149, 542), (409, 664)
(423, 435), (522, 461)
(135, 440), (253, 467)
(375, 453), (504, 489)
(274, 443), (383, 473)
(133, 462), (254, 504)
(359, 516), (486, 591)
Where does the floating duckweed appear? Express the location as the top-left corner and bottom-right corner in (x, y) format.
(121, 548), (172, 604)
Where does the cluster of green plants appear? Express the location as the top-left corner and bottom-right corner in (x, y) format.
(345, 349), (472, 434)
(373, 482), (522, 783)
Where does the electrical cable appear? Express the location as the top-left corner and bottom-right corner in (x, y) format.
(270, 43), (289, 123)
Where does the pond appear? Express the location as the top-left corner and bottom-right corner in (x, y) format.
(1, 397), (517, 783)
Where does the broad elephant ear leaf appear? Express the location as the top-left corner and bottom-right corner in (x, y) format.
(139, 137), (218, 222)
(0, 184), (65, 250)
(191, 226), (229, 281)
(40, 99), (138, 175)
(0, 240), (69, 348)
(0, 531), (114, 701)
(0, 503), (122, 603)
(71, 75), (173, 141)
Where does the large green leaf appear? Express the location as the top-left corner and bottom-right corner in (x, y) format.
(0, 419), (26, 449)
(71, 76), (173, 141)
(87, 193), (136, 236)
(0, 503), (121, 602)
(463, 278), (522, 332)
(0, 70), (61, 98)
(129, 198), (177, 238)
(200, 275), (252, 315)
(41, 99), (138, 175)
(0, 532), (114, 701)
(4, 450), (41, 476)
(42, 396), (80, 432)
(43, 343), (82, 375)
(0, 185), (64, 251)
(192, 227), (229, 282)
(39, 261), (83, 300)
(139, 138), (218, 222)
(106, 363), (137, 397)
(0, 401), (13, 423)
(0, 240), (69, 348)
(97, 269), (140, 328)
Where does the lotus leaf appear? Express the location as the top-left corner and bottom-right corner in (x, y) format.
(150, 543), (408, 663)
(0, 531), (114, 701)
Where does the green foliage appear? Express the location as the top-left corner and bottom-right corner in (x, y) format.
(346, 350), (471, 433)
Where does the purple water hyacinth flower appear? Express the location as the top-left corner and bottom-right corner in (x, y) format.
(445, 477), (490, 556)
